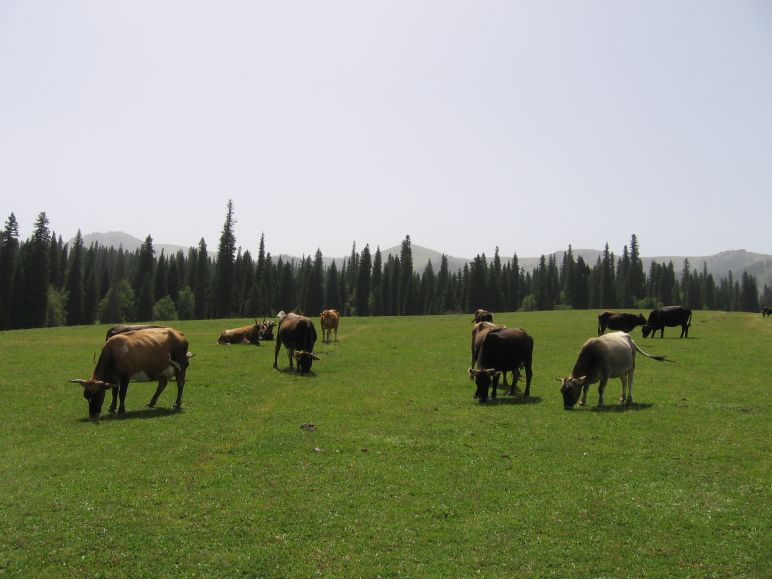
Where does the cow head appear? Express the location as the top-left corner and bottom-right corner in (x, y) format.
(69, 378), (114, 418)
(559, 376), (587, 409)
(468, 368), (501, 402)
(641, 325), (653, 338)
(217, 331), (228, 344)
(292, 351), (320, 375)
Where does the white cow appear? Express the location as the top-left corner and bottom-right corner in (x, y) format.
(559, 331), (670, 408)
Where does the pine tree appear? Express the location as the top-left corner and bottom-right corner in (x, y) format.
(369, 248), (383, 316)
(134, 236), (155, 321)
(212, 200), (237, 318)
(24, 212), (52, 328)
(82, 245), (99, 325)
(325, 260), (343, 312)
(0, 213), (20, 329)
(194, 238), (210, 319)
(355, 245), (372, 316)
(398, 236), (416, 315)
(306, 249), (325, 315)
(628, 234), (645, 304)
(65, 230), (85, 325)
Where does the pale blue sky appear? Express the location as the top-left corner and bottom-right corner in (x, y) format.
(2, 1), (771, 259)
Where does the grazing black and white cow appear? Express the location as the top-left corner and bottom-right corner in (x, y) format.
(468, 324), (533, 403)
(472, 309), (493, 323)
(642, 306), (692, 338)
(597, 312), (646, 335)
(559, 331), (670, 409)
(273, 313), (319, 374)
(70, 327), (193, 418)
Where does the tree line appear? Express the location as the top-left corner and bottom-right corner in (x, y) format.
(1, 203), (769, 330)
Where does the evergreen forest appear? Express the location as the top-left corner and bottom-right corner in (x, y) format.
(1, 202), (769, 330)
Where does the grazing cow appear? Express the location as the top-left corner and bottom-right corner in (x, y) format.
(273, 313), (319, 374)
(69, 327), (193, 419)
(597, 312), (647, 335)
(105, 324), (166, 341)
(217, 320), (263, 345)
(472, 309), (493, 323)
(468, 325), (533, 403)
(559, 331), (670, 409)
(763, 307), (771, 318)
(642, 306), (692, 338)
(320, 309), (340, 343)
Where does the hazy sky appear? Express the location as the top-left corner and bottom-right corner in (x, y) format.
(2, 1), (771, 259)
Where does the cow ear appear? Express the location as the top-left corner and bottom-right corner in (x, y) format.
(468, 368), (476, 380)
(492, 371), (501, 380)
(293, 351), (301, 360)
(577, 376), (588, 385)
(311, 353), (320, 360)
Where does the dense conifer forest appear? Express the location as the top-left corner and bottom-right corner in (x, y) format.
(0, 203), (768, 329)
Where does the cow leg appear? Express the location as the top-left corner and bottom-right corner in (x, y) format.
(491, 373), (500, 399)
(618, 374), (628, 405)
(117, 376), (129, 415)
(172, 369), (186, 410)
(596, 378), (607, 407)
(273, 340), (282, 369)
(506, 370), (517, 396)
(626, 370), (635, 405)
(108, 385), (119, 414)
(334, 328), (338, 341)
(523, 365), (533, 398)
(146, 377), (168, 408)
(579, 382), (590, 406)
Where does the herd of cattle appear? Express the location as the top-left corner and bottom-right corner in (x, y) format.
(69, 304), (705, 419)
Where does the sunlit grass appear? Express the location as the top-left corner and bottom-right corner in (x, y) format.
(0, 311), (769, 576)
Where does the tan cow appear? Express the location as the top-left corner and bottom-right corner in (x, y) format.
(70, 327), (193, 418)
(320, 309), (340, 343)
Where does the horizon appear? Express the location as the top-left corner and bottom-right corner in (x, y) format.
(3, 2), (771, 257)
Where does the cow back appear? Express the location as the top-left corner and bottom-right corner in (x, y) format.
(98, 328), (188, 380)
(278, 313), (317, 352)
(475, 327), (533, 371)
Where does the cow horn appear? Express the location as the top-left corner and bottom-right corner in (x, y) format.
(69, 379), (87, 385)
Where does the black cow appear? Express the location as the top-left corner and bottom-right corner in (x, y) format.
(472, 309), (493, 323)
(468, 326), (533, 403)
(763, 307), (771, 318)
(273, 313), (319, 374)
(597, 312), (647, 335)
(642, 306), (692, 338)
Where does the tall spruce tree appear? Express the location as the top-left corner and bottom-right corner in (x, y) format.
(398, 236), (416, 315)
(0, 213), (20, 329)
(194, 238), (210, 319)
(355, 245), (372, 316)
(213, 200), (237, 318)
(65, 230), (85, 325)
(24, 212), (51, 328)
(369, 248), (383, 316)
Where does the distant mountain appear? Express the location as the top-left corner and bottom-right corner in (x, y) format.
(77, 232), (772, 290)
(79, 231), (192, 257)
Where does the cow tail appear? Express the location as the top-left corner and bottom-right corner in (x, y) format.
(633, 342), (673, 363)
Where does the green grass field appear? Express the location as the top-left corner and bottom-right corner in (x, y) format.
(0, 311), (769, 577)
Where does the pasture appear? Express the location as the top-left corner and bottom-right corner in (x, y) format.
(0, 310), (769, 577)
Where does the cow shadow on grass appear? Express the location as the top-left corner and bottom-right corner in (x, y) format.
(590, 402), (654, 413)
(484, 395), (543, 406)
(78, 407), (181, 423)
(274, 367), (318, 378)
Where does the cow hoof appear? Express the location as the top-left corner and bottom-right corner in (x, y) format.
(145, 403), (156, 409)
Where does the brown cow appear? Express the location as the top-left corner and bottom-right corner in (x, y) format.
(472, 309), (493, 323)
(320, 309), (340, 343)
(273, 313), (319, 374)
(105, 324), (167, 341)
(69, 327), (193, 418)
(217, 320), (264, 345)
(469, 324), (533, 402)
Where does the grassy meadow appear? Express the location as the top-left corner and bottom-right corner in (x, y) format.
(0, 310), (769, 577)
